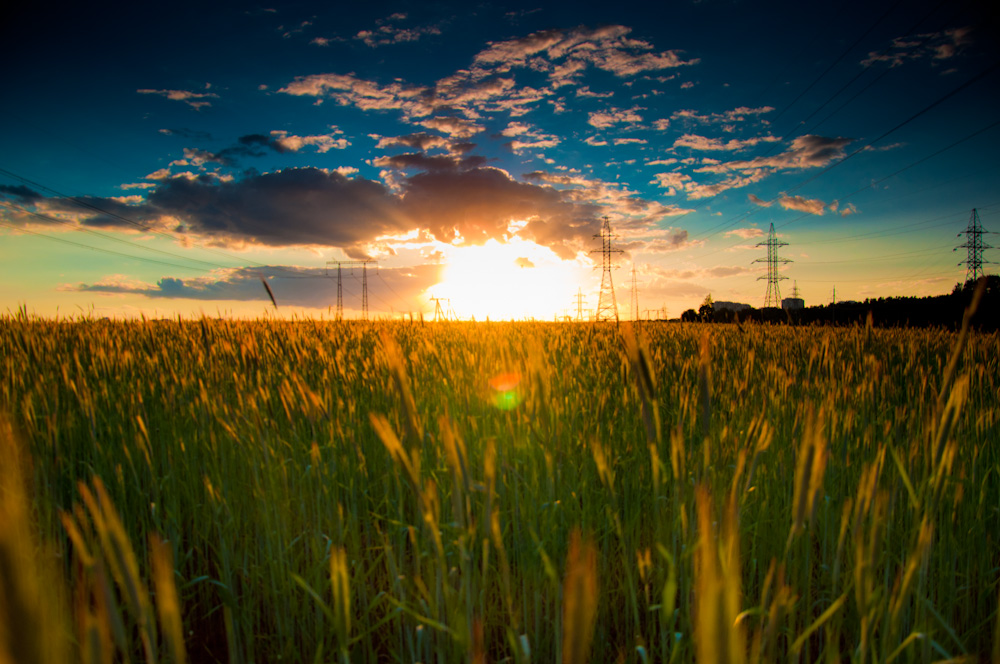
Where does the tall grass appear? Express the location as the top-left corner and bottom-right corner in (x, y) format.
(0, 316), (997, 662)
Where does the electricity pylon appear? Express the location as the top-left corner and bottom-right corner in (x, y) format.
(326, 260), (378, 319)
(573, 288), (588, 321)
(955, 208), (992, 283)
(753, 223), (791, 308)
(430, 297), (452, 322)
(591, 216), (622, 321)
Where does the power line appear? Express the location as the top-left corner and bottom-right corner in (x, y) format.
(0, 219), (215, 273)
(0, 201), (228, 271)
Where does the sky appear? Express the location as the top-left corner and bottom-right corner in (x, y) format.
(1, 0), (998, 320)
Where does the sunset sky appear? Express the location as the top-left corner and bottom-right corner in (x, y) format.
(1, 0), (997, 320)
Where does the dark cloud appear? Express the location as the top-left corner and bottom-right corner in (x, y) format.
(144, 168), (405, 247)
(376, 132), (451, 151)
(400, 167), (601, 257)
(0, 184), (42, 201)
(69, 264), (444, 311)
(373, 152), (488, 171)
(39, 166), (604, 257)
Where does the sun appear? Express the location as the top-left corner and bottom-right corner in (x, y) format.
(429, 238), (585, 320)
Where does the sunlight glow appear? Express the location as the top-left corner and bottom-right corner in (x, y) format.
(429, 238), (584, 320)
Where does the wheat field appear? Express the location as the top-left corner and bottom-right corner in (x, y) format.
(1, 314), (998, 663)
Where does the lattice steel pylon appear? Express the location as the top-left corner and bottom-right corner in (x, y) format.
(955, 208), (992, 283)
(753, 223), (792, 308)
(326, 260), (378, 319)
(591, 216), (623, 321)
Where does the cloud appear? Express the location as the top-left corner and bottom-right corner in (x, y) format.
(613, 137), (647, 145)
(862, 26), (972, 67)
(673, 133), (779, 151)
(777, 195), (825, 215)
(472, 25), (698, 85)
(650, 171), (692, 195)
(725, 227), (765, 239)
(575, 86), (614, 98)
(269, 129), (349, 153)
(372, 153), (488, 171)
(138, 88), (219, 110)
(514, 257), (535, 268)
(68, 264), (443, 311)
(671, 106), (774, 125)
(375, 132), (454, 152)
(280, 25), (695, 123)
(500, 122), (560, 152)
(418, 117), (484, 138)
(34, 165), (622, 260)
(694, 135), (852, 174)
(584, 136), (608, 146)
(355, 12), (441, 48)
(0, 184), (42, 201)
(646, 158), (677, 166)
(587, 107), (643, 129)
(838, 202), (858, 217)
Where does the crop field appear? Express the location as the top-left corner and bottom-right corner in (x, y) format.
(1, 315), (998, 663)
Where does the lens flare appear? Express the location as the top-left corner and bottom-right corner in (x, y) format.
(489, 372), (522, 410)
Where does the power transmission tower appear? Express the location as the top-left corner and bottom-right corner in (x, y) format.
(430, 297), (452, 322)
(574, 288), (588, 321)
(753, 223), (792, 308)
(955, 208), (992, 283)
(630, 263), (640, 321)
(326, 260), (378, 319)
(591, 216), (623, 321)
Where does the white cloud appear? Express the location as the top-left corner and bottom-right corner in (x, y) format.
(137, 88), (219, 110)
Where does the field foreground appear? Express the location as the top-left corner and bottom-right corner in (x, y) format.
(1, 318), (998, 663)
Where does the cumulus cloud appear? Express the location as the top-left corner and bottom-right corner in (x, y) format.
(778, 195), (826, 215)
(268, 129), (349, 152)
(650, 171), (692, 196)
(587, 106), (643, 129)
(375, 132), (453, 151)
(474, 25), (697, 85)
(280, 24), (695, 123)
(514, 257), (535, 268)
(28, 166), (622, 260)
(673, 133), (779, 151)
(684, 135), (853, 200)
(500, 122), (561, 152)
(418, 117), (484, 138)
(138, 88), (219, 110)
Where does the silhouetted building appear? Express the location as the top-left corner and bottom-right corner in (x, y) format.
(714, 301), (751, 312)
(782, 297), (804, 310)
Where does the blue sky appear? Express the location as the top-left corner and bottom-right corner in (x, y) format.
(1, 0), (997, 319)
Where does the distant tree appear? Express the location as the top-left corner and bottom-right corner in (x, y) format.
(681, 308), (698, 322)
(698, 294), (714, 321)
